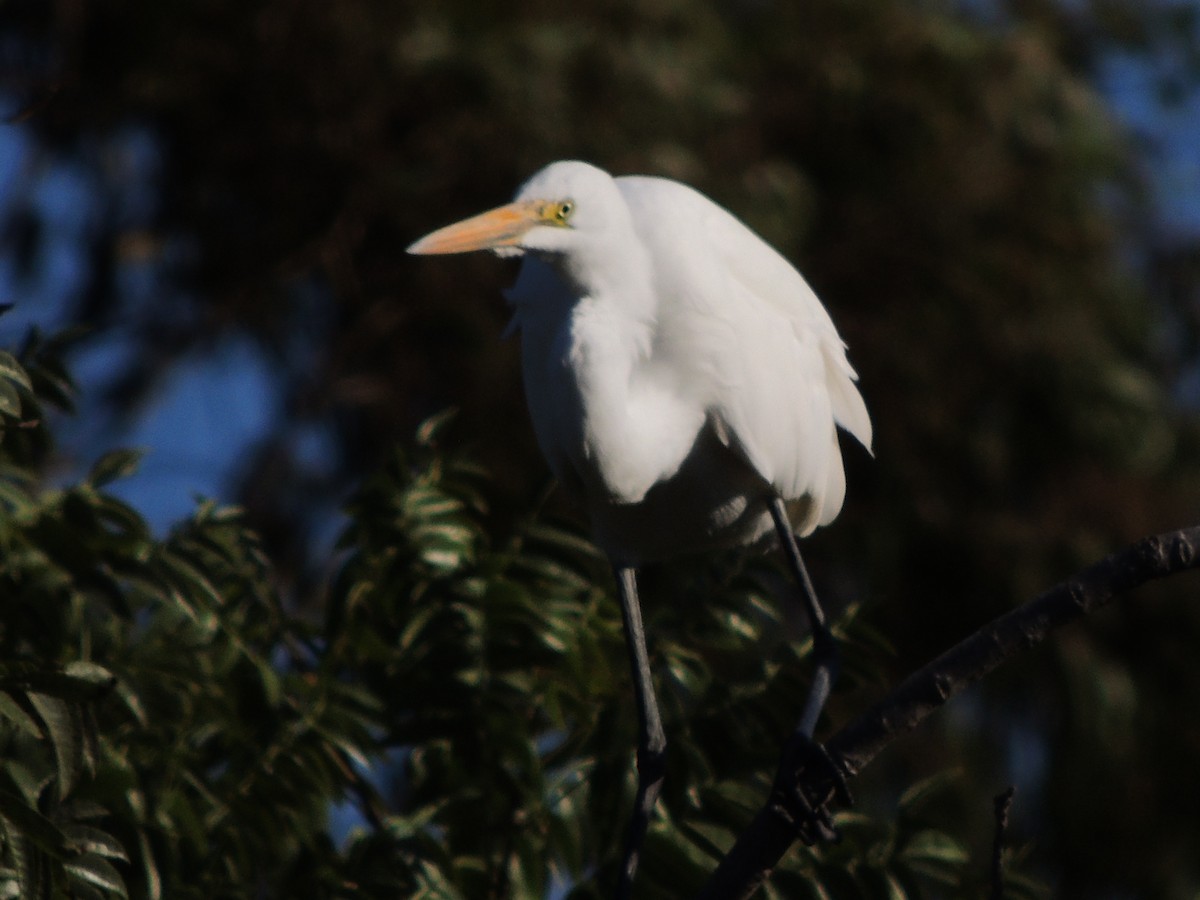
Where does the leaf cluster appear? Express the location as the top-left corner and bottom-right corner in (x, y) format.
(0, 336), (1043, 898)
(0, 336), (379, 898)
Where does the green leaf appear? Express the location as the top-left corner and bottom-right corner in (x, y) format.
(900, 829), (968, 865)
(63, 825), (129, 863)
(0, 692), (42, 738)
(415, 408), (459, 446)
(1, 761), (51, 809)
(26, 694), (83, 800)
(0, 792), (69, 859)
(0, 379), (20, 418)
(59, 800), (110, 823)
(62, 662), (118, 692)
(898, 829), (969, 884)
(94, 494), (151, 541)
(0, 468), (34, 512)
(0, 352), (31, 391)
(64, 855), (128, 898)
(137, 828), (162, 900)
(5, 825), (52, 900)
(87, 449), (145, 488)
(880, 871), (909, 900)
(402, 485), (466, 518)
(897, 770), (961, 815)
(521, 522), (606, 564)
(154, 549), (224, 616)
(26, 349), (75, 412)
(253, 657), (282, 708)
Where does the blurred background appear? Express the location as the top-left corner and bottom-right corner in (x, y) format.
(3, 0), (1200, 895)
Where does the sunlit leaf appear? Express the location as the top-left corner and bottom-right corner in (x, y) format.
(61, 825), (128, 863)
(64, 854), (129, 898)
(137, 828), (162, 900)
(0, 352), (31, 391)
(0, 379), (20, 418)
(26, 694), (83, 800)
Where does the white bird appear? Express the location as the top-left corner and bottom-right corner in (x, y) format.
(408, 160), (871, 892)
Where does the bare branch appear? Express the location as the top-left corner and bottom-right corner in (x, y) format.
(698, 525), (1200, 900)
(991, 786), (1015, 900)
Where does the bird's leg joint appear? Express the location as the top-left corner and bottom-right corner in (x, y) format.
(812, 627), (841, 672)
(636, 740), (667, 783)
(770, 732), (852, 845)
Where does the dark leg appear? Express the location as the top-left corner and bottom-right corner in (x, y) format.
(767, 497), (851, 841)
(614, 566), (667, 900)
(768, 497), (838, 738)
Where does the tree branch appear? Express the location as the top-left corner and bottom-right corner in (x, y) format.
(991, 786), (1015, 900)
(698, 525), (1200, 900)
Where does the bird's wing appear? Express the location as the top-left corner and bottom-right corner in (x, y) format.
(617, 176), (871, 528)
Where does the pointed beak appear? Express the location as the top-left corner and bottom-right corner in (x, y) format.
(407, 200), (545, 255)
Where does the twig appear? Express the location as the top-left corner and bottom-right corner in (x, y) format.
(697, 525), (1200, 900)
(991, 786), (1015, 900)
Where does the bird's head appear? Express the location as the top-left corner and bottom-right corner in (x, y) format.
(407, 161), (624, 260)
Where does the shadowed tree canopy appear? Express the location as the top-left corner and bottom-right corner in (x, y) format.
(2, 0), (1200, 896)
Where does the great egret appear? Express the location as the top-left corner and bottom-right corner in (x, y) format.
(408, 160), (871, 893)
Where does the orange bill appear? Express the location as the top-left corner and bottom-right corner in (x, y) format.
(407, 200), (544, 255)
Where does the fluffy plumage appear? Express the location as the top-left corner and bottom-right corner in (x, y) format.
(497, 162), (870, 563)
(411, 160), (869, 563)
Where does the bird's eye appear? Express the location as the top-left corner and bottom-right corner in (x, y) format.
(555, 200), (575, 224)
